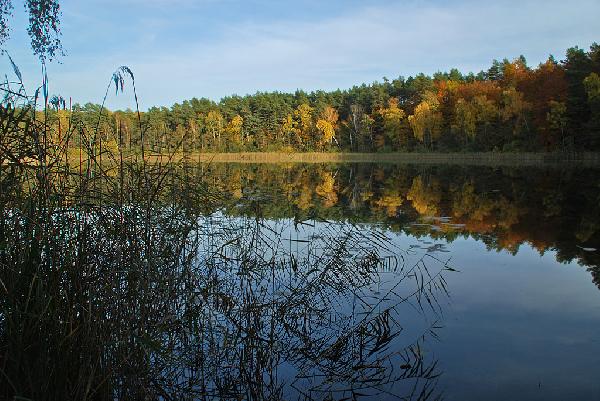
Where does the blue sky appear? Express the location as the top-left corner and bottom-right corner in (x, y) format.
(2, 0), (599, 110)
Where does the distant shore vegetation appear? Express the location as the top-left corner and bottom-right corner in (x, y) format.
(28, 43), (600, 154)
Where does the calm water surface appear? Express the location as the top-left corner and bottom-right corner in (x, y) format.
(200, 162), (600, 400)
(4, 161), (599, 400)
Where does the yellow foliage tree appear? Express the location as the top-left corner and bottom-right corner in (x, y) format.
(453, 95), (497, 144)
(500, 88), (530, 135)
(205, 110), (224, 146)
(473, 95), (497, 136)
(225, 115), (244, 146)
(453, 99), (477, 143)
(408, 94), (442, 149)
(294, 104), (313, 145)
(379, 97), (407, 147)
(322, 106), (339, 125)
(316, 119), (335, 145)
(584, 72), (600, 102)
(316, 105), (339, 147)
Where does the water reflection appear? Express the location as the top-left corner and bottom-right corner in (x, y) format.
(192, 163), (600, 289)
(0, 162), (451, 400)
(3, 159), (600, 400)
(189, 216), (449, 400)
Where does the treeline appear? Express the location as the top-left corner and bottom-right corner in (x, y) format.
(44, 43), (600, 153)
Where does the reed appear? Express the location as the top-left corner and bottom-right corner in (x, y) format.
(0, 61), (451, 400)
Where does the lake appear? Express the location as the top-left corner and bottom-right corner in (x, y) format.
(2, 160), (599, 400)
(193, 161), (600, 400)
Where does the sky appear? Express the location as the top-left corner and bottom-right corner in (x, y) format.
(1, 0), (599, 110)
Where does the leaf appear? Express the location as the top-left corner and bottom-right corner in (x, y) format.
(8, 54), (22, 82)
(43, 69), (48, 102)
(120, 65), (135, 82)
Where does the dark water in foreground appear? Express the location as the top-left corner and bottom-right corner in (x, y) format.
(199, 162), (600, 400)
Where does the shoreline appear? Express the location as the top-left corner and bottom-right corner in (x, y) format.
(144, 151), (600, 166)
(12, 151), (598, 167)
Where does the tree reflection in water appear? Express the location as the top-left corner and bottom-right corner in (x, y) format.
(192, 163), (600, 290)
(0, 162), (451, 401)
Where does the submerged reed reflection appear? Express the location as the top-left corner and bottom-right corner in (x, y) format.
(187, 214), (450, 400)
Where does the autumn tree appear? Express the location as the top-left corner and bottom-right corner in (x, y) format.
(517, 57), (568, 148)
(584, 72), (600, 103)
(281, 114), (297, 148)
(224, 115), (244, 149)
(205, 110), (224, 148)
(408, 92), (443, 149)
(472, 95), (497, 137)
(316, 106), (339, 147)
(379, 97), (408, 149)
(294, 103), (314, 148)
(23, 39), (599, 154)
(316, 120), (335, 147)
(501, 56), (529, 88)
(453, 99), (476, 144)
(500, 88), (530, 137)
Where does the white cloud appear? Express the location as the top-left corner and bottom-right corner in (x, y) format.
(12, 0), (600, 109)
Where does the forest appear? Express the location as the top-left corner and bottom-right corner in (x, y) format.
(40, 42), (600, 154)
